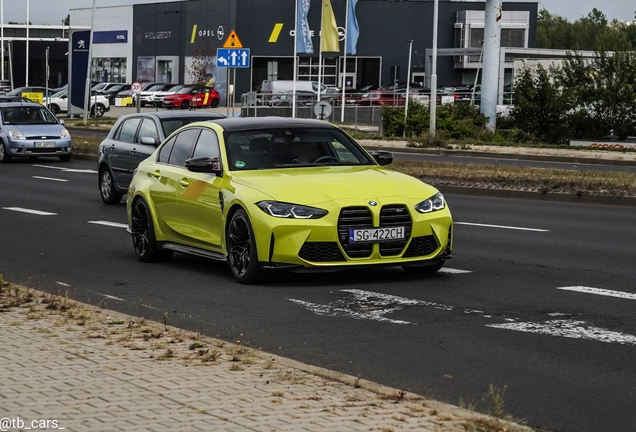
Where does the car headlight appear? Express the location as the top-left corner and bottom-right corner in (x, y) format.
(60, 129), (71, 139)
(257, 201), (328, 219)
(9, 130), (25, 140)
(415, 193), (445, 213)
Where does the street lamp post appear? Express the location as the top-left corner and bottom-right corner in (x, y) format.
(403, 39), (413, 138)
(429, 0), (439, 140)
(83, 0), (97, 123)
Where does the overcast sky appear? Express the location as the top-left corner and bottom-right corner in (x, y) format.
(1, 0), (634, 26)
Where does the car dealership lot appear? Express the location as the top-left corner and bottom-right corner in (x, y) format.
(2, 158), (636, 432)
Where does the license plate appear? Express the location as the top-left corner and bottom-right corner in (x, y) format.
(349, 227), (405, 243)
(35, 142), (55, 148)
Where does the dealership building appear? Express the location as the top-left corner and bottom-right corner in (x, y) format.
(68, 0), (539, 105)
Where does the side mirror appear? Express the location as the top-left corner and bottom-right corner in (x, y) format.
(185, 156), (222, 176)
(59, 119), (65, 125)
(371, 150), (393, 166)
(140, 136), (159, 147)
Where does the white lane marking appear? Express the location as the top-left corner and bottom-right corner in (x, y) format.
(2, 207), (57, 216)
(55, 281), (71, 287)
(455, 222), (549, 232)
(289, 289), (481, 325)
(88, 220), (129, 229)
(557, 286), (636, 301)
(102, 294), (126, 302)
(32, 164), (97, 174)
(439, 267), (472, 274)
(487, 319), (636, 346)
(33, 176), (68, 182)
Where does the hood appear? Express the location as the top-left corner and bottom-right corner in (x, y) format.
(13, 124), (64, 136)
(231, 166), (438, 205)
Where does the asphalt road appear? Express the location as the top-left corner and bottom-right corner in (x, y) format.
(2, 158), (636, 432)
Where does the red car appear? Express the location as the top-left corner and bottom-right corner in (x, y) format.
(163, 85), (220, 109)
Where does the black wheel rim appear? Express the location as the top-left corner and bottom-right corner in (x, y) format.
(228, 216), (251, 277)
(132, 201), (150, 257)
(100, 170), (112, 200)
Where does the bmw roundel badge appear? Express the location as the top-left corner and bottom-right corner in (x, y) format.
(369, 200), (377, 206)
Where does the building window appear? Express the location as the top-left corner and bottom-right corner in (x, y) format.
(91, 58), (127, 83)
(501, 29), (526, 48)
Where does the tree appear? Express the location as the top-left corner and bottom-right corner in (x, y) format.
(510, 64), (570, 144)
(63, 14), (70, 26)
(555, 51), (636, 139)
(184, 47), (216, 86)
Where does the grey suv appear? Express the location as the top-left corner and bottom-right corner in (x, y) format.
(97, 111), (225, 204)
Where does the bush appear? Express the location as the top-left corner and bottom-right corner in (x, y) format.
(381, 102), (490, 140)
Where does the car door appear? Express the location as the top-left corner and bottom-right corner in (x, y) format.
(177, 128), (224, 249)
(128, 117), (161, 168)
(150, 127), (223, 250)
(108, 117), (142, 188)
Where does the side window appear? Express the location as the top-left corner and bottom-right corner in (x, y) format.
(192, 129), (220, 159)
(137, 118), (159, 144)
(157, 135), (176, 163)
(115, 118), (141, 143)
(167, 128), (200, 167)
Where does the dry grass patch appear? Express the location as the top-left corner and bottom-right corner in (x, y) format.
(391, 160), (636, 196)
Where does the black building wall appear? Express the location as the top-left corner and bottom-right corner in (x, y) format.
(132, 0), (537, 98)
(132, 2), (189, 82)
(9, 41), (68, 89)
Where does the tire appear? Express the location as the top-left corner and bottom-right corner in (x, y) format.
(0, 142), (11, 163)
(402, 260), (445, 275)
(211, 98), (219, 108)
(50, 104), (61, 115)
(131, 198), (173, 263)
(180, 100), (189, 110)
(59, 154), (71, 162)
(91, 104), (105, 118)
(227, 209), (264, 284)
(99, 166), (123, 204)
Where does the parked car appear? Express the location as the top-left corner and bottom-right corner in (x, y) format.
(97, 110), (225, 204)
(125, 117), (453, 283)
(6, 86), (55, 103)
(162, 85), (220, 109)
(95, 83), (131, 105)
(0, 95), (31, 103)
(47, 90), (110, 117)
(137, 83), (180, 107)
(0, 102), (72, 162)
(115, 82), (169, 107)
(152, 84), (186, 107)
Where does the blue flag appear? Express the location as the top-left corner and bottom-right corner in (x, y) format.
(346, 0), (359, 55)
(296, 0), (314, 54)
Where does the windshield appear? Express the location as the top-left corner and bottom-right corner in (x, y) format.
(147, 84), (166, 92)
(176, 87), (195, 94)
(51, 90), (66, 98)
(224, 128), (374, 170)
(1, 106), (59, 125)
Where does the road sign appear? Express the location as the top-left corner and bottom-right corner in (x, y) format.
(314, 100), (333, 120)
(222, 30), (243, 48)
(216, 48), (250, 68)
(131, 82), (142, 93)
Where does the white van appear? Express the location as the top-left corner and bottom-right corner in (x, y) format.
(260, 80), (327, 106)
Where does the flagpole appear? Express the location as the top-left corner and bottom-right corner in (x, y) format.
(317, 0), (324, 103)
(292, 0), (298, 118)
(340, 0), (349, 122)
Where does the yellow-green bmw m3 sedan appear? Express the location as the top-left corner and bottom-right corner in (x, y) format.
(126, 117), (453, 284)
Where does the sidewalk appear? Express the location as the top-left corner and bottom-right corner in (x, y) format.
(0, 285), (532, 432)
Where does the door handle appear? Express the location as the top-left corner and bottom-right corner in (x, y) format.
(179, 178), (190, 188)
(151, 170), (161, 179)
